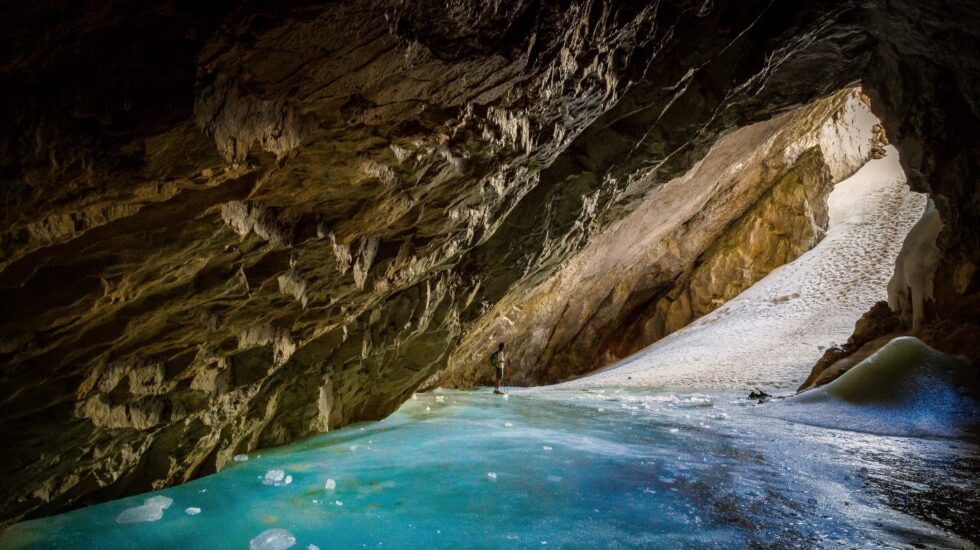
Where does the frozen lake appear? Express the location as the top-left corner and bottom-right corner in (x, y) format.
(3, 388), (976, 549)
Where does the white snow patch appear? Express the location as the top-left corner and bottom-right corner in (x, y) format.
(250, 528), (296, 550)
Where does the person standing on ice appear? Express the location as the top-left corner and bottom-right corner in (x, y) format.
(491, 342), (506, 395)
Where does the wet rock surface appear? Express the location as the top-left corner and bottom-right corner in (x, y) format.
(0, 0), (978, 526)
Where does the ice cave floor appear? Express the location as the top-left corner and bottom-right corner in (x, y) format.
(3, 383), (977, 549)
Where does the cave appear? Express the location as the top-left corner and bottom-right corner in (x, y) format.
(1, 1), (978, 547)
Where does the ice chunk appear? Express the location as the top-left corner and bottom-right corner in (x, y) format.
(233, 454), (249, 462)
(772, 337), (980, 437)
(335, 500), (343, 506)
(487, 472), (497, 480)
(669, 428), (680, 434)
(116, 504), (164, 524)
(264, 469), (285, 483)
(504, 422), (513, 427)
(675, 394), (713, 408)
(185, 507), (201, 515)
(263, 469), (292, 486)
(542, 446), (553, 451)
(308, 546), (320, 550)
(325, 479), (336, 491)
(250, 528), (296, 550)
(145, 496), (173, 509)
(115, 495), (173, 524)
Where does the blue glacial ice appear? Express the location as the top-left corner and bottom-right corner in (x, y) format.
(2, 383), (977, 549)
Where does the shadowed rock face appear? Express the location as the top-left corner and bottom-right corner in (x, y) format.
(0, 0), (977, 526)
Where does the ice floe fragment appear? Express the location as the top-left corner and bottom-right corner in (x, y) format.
(487, 472), (497, 480)
(234, 454), (249, 462)
(146, 496), (173, 509)
(115, 496), (173, 524)
(325, 479), (336, 491)
(263, 469), (292, 486)
(185, 507), (201, 515)
(250, 528), (296, 550)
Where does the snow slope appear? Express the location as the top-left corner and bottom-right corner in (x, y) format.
(559, 146), (925, 391)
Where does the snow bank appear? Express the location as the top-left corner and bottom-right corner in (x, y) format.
(769, 337), (979, 437)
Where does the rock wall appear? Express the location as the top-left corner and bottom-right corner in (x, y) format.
(442, 91), (883, 386)
(0, 0), (978, 527)
(801, 0), (980, 391)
